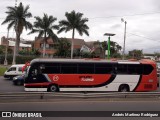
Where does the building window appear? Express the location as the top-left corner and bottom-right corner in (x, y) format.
(46, 44), (49, 48)
(49, 44), (54, 49)
(41, 44), (43, 48)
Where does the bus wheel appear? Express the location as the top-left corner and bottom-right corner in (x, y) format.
(48, 84), (59, 92)
(118, 84), (130, 92)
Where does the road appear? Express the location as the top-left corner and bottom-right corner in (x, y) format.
(0, 76), (160, 120)
(0, 101), (160, 120)
(1, 100), (160, 111)
(0, 76), (24, 92)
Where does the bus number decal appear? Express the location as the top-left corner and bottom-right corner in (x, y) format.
(80, 76), (94, 82)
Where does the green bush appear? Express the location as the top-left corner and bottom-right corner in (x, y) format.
(0, 55), (40, 64)
(0, 66), (7, 76)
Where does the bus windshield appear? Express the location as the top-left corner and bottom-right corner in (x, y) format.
(25, 66), (30, 78)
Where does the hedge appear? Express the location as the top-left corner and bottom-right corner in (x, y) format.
(0, 54), (40, 64)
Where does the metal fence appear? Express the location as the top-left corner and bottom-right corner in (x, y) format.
(0, 92), (160, 102)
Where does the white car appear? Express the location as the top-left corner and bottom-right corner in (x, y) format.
(4, 64), (25, 80)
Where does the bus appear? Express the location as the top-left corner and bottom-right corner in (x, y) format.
(24, 59), (158, 92)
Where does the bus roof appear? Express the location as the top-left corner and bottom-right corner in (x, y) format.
(29, 58), (149, 65)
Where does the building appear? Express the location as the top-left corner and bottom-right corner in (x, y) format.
(33, 37), (57, 57)
(32, 37), (106, 58)
(33, 37), (92, 57)
(0, 36), (32, 52)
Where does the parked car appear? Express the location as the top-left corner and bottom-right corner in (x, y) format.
(4, 64), (25, 80)
(13, 75), (25, 86)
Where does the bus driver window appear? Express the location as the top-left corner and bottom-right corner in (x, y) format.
(31, 69), (38, 77)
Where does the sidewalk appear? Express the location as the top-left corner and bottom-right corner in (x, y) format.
(0, 65), (10, 76)
(0, 64), (11, 68)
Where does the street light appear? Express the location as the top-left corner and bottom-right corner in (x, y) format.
(104, 33), (115, 59)
(121, 18), (127, 60)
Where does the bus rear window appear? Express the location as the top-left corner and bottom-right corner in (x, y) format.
(143, 64), (153, 75)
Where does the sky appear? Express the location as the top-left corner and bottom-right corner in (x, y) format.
(0, 0), (160, 54)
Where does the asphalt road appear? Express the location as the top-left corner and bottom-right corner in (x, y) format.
(0, 76), (160, 120)
(0, 101), (160, 120)
(0, 76), (24, 92)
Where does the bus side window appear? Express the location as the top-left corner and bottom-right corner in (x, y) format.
(117, 64), (128, 74)
(78, 63), (94, 74)
(95, 63), (113, 74)
(128, 64), (143, 75)
(112, 67), (117, 74)
(61, 63), (77, 74)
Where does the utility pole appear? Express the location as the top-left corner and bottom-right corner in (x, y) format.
(121, 18), (127, 60)
(15, 0), (17, 7)
(4, 30), (9, 65)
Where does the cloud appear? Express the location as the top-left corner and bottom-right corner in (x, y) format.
(0, 0), (160, 53)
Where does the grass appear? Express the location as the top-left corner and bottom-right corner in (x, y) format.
(0, 65), (8, 76)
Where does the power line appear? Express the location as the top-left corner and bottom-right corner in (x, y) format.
(127, 32), (159, 42)
(89, 11), (160, 19)
(0, 11), (160, 20)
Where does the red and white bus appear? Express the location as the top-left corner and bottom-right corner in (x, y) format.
(24, 59), (158, 92)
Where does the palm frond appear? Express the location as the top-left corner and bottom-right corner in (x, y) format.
(24, 20), (32, 30)
(30, 13), (59, 41)
(51, 25), (59, 30)
(57, 27), (66, 34)
(37, 30), (44, 38)
(58, 10), (89, 37)
(28, 29), (39, 35)
(2, 2), (32, 32)
(7, 21), (15, 30)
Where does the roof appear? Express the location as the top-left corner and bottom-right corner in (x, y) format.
(11, 64), (25, 67)
(9, 40), (31, 47)
(30, 58), (146, 65)
(67, 38), (85, 45)
(35, 37), (55, 44)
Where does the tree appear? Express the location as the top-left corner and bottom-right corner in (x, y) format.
(29, 14), (59, 57)
(93, 40), (122, 58)
(0, 45), (5, 54)
(58, 10), (89, 59)
(2, 2), (32, 64)
(93, 41), (104, 58)
(128, 49), (143, 59)
(55, 38), (71, 57)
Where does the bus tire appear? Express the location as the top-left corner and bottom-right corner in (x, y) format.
(48, 84), (59, 92)
(118, 84), (130, 92)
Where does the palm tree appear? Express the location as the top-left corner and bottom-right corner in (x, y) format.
(58, 10), (89, 59)
(1, 2), (32, 64)
(28, 14), (59, 57)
